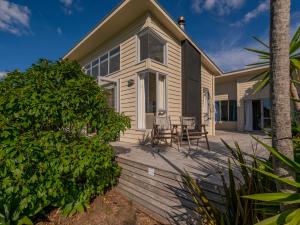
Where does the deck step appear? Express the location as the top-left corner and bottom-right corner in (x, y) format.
(116, 157), (225, 225)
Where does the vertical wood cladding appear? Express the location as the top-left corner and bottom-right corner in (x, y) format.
(182, 40), (202, 125)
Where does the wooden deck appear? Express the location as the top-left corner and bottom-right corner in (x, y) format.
(112, 131), (270, 224)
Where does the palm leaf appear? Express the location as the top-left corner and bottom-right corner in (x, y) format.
(247, 61), (269, 67)
(249, 70), (269, 81)
(252, 36), (269, 49)
(290, 26), (300, 54)
(252, 72), (270, 94)
(252, 136), (300, 172)
(291, 58), (300, 70)
(248, 167), (300, 188)
(254, 209), (299, 225)
(245, 48), (270, 56)
(243, 193), (300, 204)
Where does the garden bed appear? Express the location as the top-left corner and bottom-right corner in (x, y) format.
(36, 188), (160, 225)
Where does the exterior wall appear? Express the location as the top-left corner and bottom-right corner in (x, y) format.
(148, 16), (182, 127)
(79, 13), (217, 142)
(215, 81), (237, 131)
(79, 13), (184, 143)
(201, 65), (215, 135)
(237, 75), (270, 131)
(215, 71), (270, 132)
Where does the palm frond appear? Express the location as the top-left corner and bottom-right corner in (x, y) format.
(245, 48), (270, 56)
(290, 26), (300, 54)
(252, 36), (269, 49)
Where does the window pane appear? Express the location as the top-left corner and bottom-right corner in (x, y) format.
(109, 54), (120, 73)
(100, 54), (108, 61)
(106, 87), (115, 109)
(139, 33), (148, 61)
(86, 69), (91, 76)
(221, 101), (228, 121)
(158, 75), (166, 111)
(263, 98), (271, 118)
(229, 100), (237, 121)
(92, 59), (99, 67)
(145, 72), (156, 113)
(100, 54), (108, 76)
(92, 65), (99, 78)
(215, 101), (220, 121)
(149, 33), (164, 64)
(110, 47), (120, 56)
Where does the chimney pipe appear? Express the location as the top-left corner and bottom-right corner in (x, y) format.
(178, 16), (185, 30)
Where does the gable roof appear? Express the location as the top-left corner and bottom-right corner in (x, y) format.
(63, 0), (222, 75)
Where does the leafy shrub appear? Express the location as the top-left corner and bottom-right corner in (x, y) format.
(0, 59), (130, 224)
(183, 139), (278, 225)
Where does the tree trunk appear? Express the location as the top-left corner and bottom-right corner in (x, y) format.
(270, 0), (295, 200)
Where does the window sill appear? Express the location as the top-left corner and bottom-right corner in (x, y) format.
(150, 59), (167, 67)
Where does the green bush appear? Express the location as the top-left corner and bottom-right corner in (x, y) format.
(0, 59), (130, 225)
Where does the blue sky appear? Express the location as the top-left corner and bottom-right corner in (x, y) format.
(0, 0), (299, 76)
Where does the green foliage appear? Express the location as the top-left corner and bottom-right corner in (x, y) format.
(243, 137), (300, 225)
(0, 59), (130, 224)
(245, 26), (300, 95)
(183, 140), (278, 225)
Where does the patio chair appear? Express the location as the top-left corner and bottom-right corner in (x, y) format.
(151, 112), (180, 149)
(180, 117), (210, 151)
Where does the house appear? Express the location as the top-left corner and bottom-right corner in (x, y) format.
(215, 65), (271, 132)
(63, 0), (222, 143)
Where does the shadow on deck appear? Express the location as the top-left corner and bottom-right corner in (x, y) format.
(112, 131), (270, 224)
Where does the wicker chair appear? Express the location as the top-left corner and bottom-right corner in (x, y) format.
(151, 113), (180, 149)
(180, 117), (210, 150)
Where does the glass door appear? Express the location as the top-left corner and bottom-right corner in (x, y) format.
(137, 70), (167, 129)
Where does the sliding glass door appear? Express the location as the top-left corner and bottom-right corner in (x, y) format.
(137, 70), (167, 129)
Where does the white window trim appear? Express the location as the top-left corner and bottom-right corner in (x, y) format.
(83, 45), (121, 78)
(137, 28), (167, 65)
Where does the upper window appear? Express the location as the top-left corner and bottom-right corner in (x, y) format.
(109, 47), (120, 74)
(83, 46), (120, 78)
(139, 30), (166, 64)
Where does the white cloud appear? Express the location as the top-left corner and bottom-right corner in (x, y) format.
(208, 47), (259, 72)
(59, 0), (81, 15)
(232, 0), (269, 26)
(60, 0), (73, 7)
(191, 0), (244, 15)
(0, 0), (31, 35)
(57, 27), (62, 35)
(0, 72), (7, 80)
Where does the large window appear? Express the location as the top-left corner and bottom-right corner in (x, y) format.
(83, 46), (120, 78)
(138, 71), (167, 129)
(139, 29), (166, 64)
(215, 100), (237, 122)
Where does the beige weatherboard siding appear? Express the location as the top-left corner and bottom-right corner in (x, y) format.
(63, 0), (222, 143)
(215, 66), (270, 131)
(201, 65), (216, 135)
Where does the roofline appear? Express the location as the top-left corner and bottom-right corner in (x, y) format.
(152, 0), (223, 75)
(63, 0), (223, 75)
(63, 0), (128, 60)
(216, 65), (269, 79)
